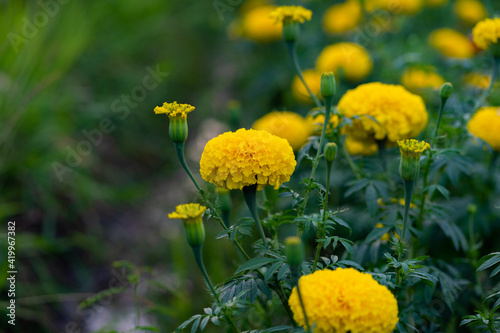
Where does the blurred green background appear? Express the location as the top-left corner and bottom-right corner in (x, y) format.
(1, 0), (500, 332)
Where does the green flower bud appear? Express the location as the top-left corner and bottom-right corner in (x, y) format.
(169, 117), (188, 143)
(467, 204), (477, 215)
(285, 236), (305, 266)
(440, 82), (453, 99)
(185, 221), (205, 247)
(320, 72), (336, 98)
(397, 139), (430, 181)
(283, 21), (300, 42)
(324, 142), (338, 162)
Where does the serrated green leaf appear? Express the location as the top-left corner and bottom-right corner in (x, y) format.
(264, 261), (282, 281)
(235, 257), (278, 274)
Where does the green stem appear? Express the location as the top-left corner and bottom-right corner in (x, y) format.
(341, 137), (362, 179)
(416, 151), (432, 231)
(473, 56), (499, 112)
(431, 96), (448, 147)
(296, 280), (312, 333)
(399, 180), (415, 261)
(285, 41), (323, 110)
(192, 245), (242, 333)
(312, 242), (322, 272)
(174, 141), (200, 191)
(243, 184), (268, 248)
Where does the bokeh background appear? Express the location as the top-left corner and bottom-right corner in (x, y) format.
(1, 0), (500, 332)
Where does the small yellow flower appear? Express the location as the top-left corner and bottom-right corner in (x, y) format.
(288, 268), (399, 332)
(269, 5), (312, 24)
(398, 139), (431, 158)
(316, 42), (373, 82)
(401, 67), (446, 92)
(322, 0), (363, 35)
(467, 107), (500, 151)
(465, 72), (491, 89)
(338, 83), (428, 144)
(454, 0), (487, 25)
(239, 5), (282, 43)
(252, 111), (313, 151)
(200, 129), (296, 190)
(345, 136), (378, 156)
(154, 101), (195, 119)
(429, 28), (476, 59)
(377, 198), (417, 209)
(472, 18), (500, 51)
(168, 203), (207, 223)
(291, 69), (322, 104)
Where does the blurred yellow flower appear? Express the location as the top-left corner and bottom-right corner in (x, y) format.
(306, 110), (340, 135)
(472, 18), (500, 51)
(239, 5), (282, 42)
(168, 203), (206, 223)
(269, 5), (312, 24)
(291, 69), (322, 103)
(323, 0), (362, 34)
(252, 111), (313, 150)
(467, 107), (500, 151)
(377, 198), (417, 208)
(345, 136), (378, 156)
(154, 101), (195, 119)
(429, 28), (476, 59)
(316, 42), (373, 82)
(200, 129), (296, 190)
(338, 83), (428, 144)
(289, 268), (399, 332)
(365, 0), (423, 15)
(465, 72), (491, 89)
(401, 67), (445, 92)
(454, 0), (487, 25)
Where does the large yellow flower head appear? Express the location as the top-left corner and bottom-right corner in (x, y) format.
(252, 111), (313, 151)
(401, 67), (445, 92)
(289, 268), (399, 332)
(429, 28), (476, 59)
(472, 18), (500, 51)
(338, 83), (428, 143)
(316, 43), (373, 82)
(467, 107), (500, 151)
(323, 0), (362, 35)
(154, 101), (195, 119)
(200, 129), (296, 190)
(168, 203), (207, 223)
(291, 69), (322, 104)
(425, 0), (447, 7)
(240, 5), (282, 43)
(465, 72), (491, 89)
(365, 0), (422, 15)
(454, 0), (487, 25)
(345, 136), (379, 156)
(269, 5), (312, 24)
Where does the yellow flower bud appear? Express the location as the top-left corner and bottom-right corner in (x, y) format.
(168, 204), (207, 247)
(397, 139), (430, 181)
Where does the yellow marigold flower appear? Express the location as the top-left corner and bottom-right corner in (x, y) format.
(291, 69), (322, 104)
(269, 5), (312, 24)
(316, 43), (373, 82)
(338, 83), (428, 143)
(454, 0), (487, 25)
(465, 72), (491, 89)
(467, 107), (500, 151)
(365, 0), (423, 15)
(240, 5), (282, 43)
(289, 268), (399, 332)
(168, 203), (206, 223)
(252, 111), (313, 151)
(425, 0), (447, 7)
(306, 111), (340, 135)
(398, 139), (430, 157)
(323, 0), (362, 35)
(472, 18), (500, 51)
(429, 28), (476, 59)
(345, 136), (378, 156)
(200, 128), (296, 190)
(401, 67), (446, 92)
(154, 101), (195, 119)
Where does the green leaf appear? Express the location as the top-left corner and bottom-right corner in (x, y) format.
(337, 260), (364, 270)
(477, 252), (500, 273)
(191, 316), (201, 333)
(344, 179), (369, 197)
(277, 264), (290, 280)
(134, 326), (159, 332)
(365, 185), (378, 216)
(365, 225), (392, 243)
(264, 261), (282, 281)
(200, 316), (210, 331)
(235, 257), (278, 274)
